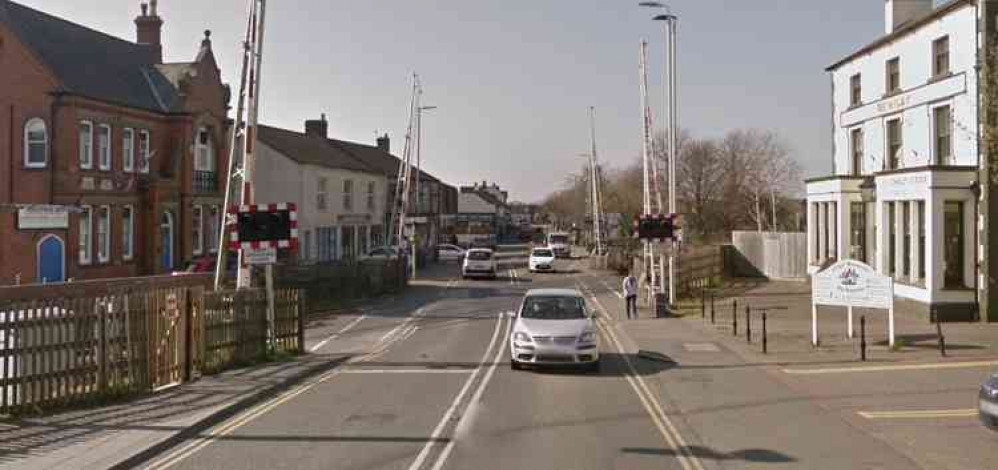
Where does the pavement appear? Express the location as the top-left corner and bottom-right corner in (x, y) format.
(2, 244), (996, 470)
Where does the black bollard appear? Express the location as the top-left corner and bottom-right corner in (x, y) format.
(936, 320), (947, 357)
(732, 300), (738, 334)
(733, 303), (738, 337)
(860, 315), (867, 362)
(701, 285), (706, 319)
(762, 312), (768, 354)
(746, 305), (752, 343)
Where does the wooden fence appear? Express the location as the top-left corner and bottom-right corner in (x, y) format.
(676, 245), (724, 297)
(0, 286), (304, 415)
(731, 231), (807, 279)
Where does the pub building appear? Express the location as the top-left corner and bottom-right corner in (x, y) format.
(806, 0), (997, 321)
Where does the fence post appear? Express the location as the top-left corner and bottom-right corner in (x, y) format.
(710, 292), (716, 324)
(98, 297), (108, 392)
(936, 320), (947, 358)
(745, 305), (752, 343)
(732, 299), (737, 333)
(701, 284), (706, 319)
(733, 302), (738, 337)
(298, 290), (306, 354)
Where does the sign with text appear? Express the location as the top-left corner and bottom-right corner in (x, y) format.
(18, 206), (70, 230)
(244, 247), (277, 265)
(813, 260), (892, 309)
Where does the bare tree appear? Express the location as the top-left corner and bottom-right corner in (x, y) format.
(675, 138), (724, 239)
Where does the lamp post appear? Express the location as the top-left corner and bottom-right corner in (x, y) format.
(412, 104), (436, 278)
(640, 2), (679, 305)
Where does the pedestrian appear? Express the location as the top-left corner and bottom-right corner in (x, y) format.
(623, 271), (639, 319)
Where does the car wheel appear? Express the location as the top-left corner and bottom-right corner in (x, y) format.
(511, 359), (522, 370)
(587, 360), (601, 374)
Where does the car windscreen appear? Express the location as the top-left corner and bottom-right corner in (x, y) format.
(520, 296), (586, 320)
(532, 250), (554, 258)
(549, 235), (568, 244)
(467, 251), (492, 261)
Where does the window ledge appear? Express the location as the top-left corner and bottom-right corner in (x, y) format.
(928, 72), (953, 85)
(882, 90), (903, 99)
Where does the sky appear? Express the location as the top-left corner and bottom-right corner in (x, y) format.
(18, 0), (889, 203)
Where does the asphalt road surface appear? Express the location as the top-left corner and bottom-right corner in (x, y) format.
(132, 246), (976, 470)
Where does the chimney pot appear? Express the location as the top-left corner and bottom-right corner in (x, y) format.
(376, 133), (390, 152)
(135, 2), (164, 63)
(884, 0), (933, 34)
(305, 115), (329, 139)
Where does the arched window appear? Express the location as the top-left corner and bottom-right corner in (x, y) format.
(24, 118), (47, 168)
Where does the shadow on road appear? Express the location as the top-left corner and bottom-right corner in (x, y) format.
(621, 446), (798, 463)
(519, 352), (675, 378)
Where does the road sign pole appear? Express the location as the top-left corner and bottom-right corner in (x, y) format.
(811, 303), (818, 347)
(847, 305), (854, 339)
(265, 263), (275, 352)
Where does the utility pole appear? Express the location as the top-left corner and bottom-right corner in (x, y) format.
(588, 107), (606, 257)
(658, 11), (679, 306)
(638, 40), (659, 302)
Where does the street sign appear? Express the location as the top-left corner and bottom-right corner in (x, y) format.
(244, 247), (277, 265)
(811, 259), (895, 347)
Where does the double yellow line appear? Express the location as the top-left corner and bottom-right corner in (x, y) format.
(858, 409), (978, 420)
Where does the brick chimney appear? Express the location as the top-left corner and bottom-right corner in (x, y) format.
(305, 114), (328, 139)
(376, 133), (390, 152)
(884, 0), (932, 34)
(135, 1), (164, 63)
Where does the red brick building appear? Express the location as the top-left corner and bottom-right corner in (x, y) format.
(0, 0), (229, 284)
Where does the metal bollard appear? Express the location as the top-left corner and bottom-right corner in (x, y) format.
(936, 320), (947, 357)
(746, 305), (752, 343)
(701, 285), (706, 319)
(733, 303), (738, 337)
(860, 315), (867, 362)
(732, 300), (738, 333)
(762, 312), (768, 354)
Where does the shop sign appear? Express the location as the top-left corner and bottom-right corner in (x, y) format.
(18, 206), (70, 230)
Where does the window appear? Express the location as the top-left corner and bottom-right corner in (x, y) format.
(850, 128), (863, 175)
(886, 57), (900, 94)
(79, 206), (92, 265)
(122, 206), (134, 261)
(902, 201), (911, 279)
(367, 181), (376, 211)
(195, 128), (214, 172)
(317, 177), (328, 211)
(934, 106), (952, 165)
(79, 121), (93, 169)
(943, 201), (965, 288)
(918, 201), (925, 280)
(933, 36), (950, 77)
(207, 206), (220, 253)
(887, 202), (896, 276)
(302, 230), (312, 262)
(850, 74), (862, 107)
(887, 118), (902, 170)
(123, 128), (135, 172)
(371, 225), (383, 247)
(24, 118), (47, 167)
(97, 206), (110, 263)
(193, 205), (204, 255)
(343, 179), (354, 211)
(98, 125), (111, 171)
(850, 202), (866, 263)
(138, 130), (150, 173)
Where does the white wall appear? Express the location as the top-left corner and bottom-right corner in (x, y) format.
(831, 3), (978, 175)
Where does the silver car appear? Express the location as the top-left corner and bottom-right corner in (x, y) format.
(509, 289), (600, 372)
(980, 370), (998, 431)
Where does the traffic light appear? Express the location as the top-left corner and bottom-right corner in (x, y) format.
(633, 214), (678, 241)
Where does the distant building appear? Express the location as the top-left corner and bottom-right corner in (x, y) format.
(449, 182), (511, 245)
(0, 0), (230, 284)
(805, 0), (996, 321)
(255, 117), (388, 263)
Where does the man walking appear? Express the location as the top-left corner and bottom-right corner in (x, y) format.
(622, 272), (639, 319)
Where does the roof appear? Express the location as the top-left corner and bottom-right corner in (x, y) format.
(826, 0), (974, 72)
(525, 288), (583, 298)
(0, 0), (182, 112)
(461, 187), (507, 208)
(332, 138), (442, 183)
(257, 125), (383, 175)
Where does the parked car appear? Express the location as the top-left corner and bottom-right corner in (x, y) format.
(509, 288), (599, 372)
(173, 254), (236, 276)
(462, 248), (497, 279)
(529, 247), (557, 273)
(362, 246), (400, 261)
(436, 244), (466, 262)
(980, 370), (998, 431)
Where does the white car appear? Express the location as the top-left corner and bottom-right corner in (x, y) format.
(529, 247), (557, 273)
(437, 244), (466, 262)
(509, 289), (600, 372)
(361, 246), (400, 260)
(462, 248), (497, 279)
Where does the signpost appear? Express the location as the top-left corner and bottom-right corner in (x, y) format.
(811, 259), (895, 347)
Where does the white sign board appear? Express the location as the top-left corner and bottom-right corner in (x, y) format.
(245, 247), (277, 265)
(18, 206), (70, 230)
(813, 260), (893, 309)
(811, 259), (895, 347)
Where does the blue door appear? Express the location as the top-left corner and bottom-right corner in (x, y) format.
(37, 235), (65, 284)
(161, 212), (174, 271)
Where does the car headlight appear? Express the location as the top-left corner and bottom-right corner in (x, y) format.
(579, 331), (596, 344)
(514, 332), (532, 343)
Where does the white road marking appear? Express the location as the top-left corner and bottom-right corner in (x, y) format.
(428, 312), (511, 470)
(579, 277), (705, 470)
(406, 311), (508, 470)
(858, 409), (979, 419)
(309, 314), (368, 352)
(782, 360), (998, 375)
(339, 369), (473, 375)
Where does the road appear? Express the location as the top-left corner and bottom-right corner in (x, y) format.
(130, 246), (988, 470)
